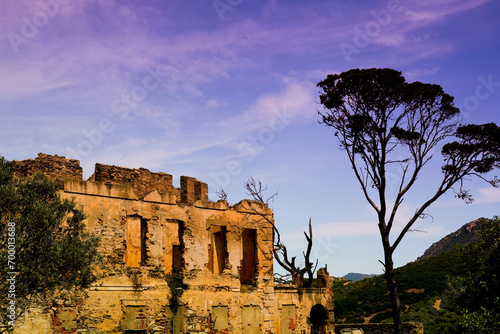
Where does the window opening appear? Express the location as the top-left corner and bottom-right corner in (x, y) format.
(280, 305), (297, 334)
(140, 218), (148, 266)
(209, 226), (228, 273)
(240, 228), (257, 285)
(126, 216), (148, 267)
(172, 245), (182, 270)
(122, 304), (148, 331)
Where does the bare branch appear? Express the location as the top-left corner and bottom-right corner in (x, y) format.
(215, 188), (228, 201)
(244, 177), (278, 204)
(242, 179), (318, 287)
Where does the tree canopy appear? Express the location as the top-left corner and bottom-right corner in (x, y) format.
(317, 68), (500, 333)
(0, 156), (100, 331)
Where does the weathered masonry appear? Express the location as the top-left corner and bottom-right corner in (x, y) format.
(14, 154), (335, 334)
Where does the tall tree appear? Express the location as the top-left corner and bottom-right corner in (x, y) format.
(317, 68), (500, 333)
(0, 156), (100, 332)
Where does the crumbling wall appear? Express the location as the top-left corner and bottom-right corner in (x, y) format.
(14, 153), (82, 187)
(10, 153), (334, 334)
(90, 163), (177, 199)
(15, 154), (209, 204)
(180, 176), (208, 204)
(274, 287), (335, 333)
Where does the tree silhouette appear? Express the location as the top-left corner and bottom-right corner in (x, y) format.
(317, 68), (500, 333)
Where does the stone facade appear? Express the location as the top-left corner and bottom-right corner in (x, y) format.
(12, 154), (334, 334)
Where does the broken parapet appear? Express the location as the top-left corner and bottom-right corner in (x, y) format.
(89, 163), (178, 199)
(89, 164), (208, 203)
(15, 153), (209, 204)
(14, 153), (83, 188)
(180, 176), (208, 205)
(317, 266), (330, 288)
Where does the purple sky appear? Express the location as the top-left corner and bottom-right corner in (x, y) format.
(1, 0), (500, 276)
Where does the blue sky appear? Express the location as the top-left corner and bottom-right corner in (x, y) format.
(1, 0), (500, 277)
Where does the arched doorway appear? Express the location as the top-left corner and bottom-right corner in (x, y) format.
(310, 304), (327, 334)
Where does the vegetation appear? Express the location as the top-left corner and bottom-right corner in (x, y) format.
(333, 249), (465, 333)
(0, 156), (100, 331)
(451, 216), (500, 333)
(334, 217), (500, 333)
(317, 68), (500, 333)
(165, 268), (185, 313)
(401, 296), (461, 334)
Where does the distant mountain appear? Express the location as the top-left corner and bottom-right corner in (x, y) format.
(418, 218), (482, 261)
(343, 273), (377, 282)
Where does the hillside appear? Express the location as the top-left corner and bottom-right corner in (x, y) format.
(332, 218), (488, 334)
(418, 218), (481, 260)
(333, 250), (465, 333)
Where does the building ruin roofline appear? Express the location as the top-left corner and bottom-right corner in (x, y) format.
(14, 152), (271, 213)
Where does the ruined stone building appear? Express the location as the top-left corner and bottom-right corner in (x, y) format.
(13, 153), (334, 334)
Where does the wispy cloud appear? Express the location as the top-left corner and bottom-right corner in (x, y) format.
(2, 0), (488, 110)
(83, 77), (317, 173)
(219, 77), (316, 134)
(333, 0), (491, 65)
(283, 220), (379, 243)
(475, 187), (500, 204)
(404, 0), (490, 24)
(281, 201), (447, 245)
(403, 67), (441, 81)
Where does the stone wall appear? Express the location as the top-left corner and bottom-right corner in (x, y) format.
(180, 175), (208, 204)
(88, 163), (209, 203)
(335, 323), (424, 334)
(89, 162), (178, 199)
(12, 154), (334, 334)
(14, 153), (210, 204)
(14, 153), (82, 187)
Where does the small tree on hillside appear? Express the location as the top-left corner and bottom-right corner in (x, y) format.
(317, 68), (500, 334)
(0, 156), (100, 332)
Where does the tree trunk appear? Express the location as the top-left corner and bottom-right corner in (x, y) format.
(384, 253), (402, 334)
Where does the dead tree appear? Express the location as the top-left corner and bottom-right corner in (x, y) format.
(243, 177), (318, 288)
